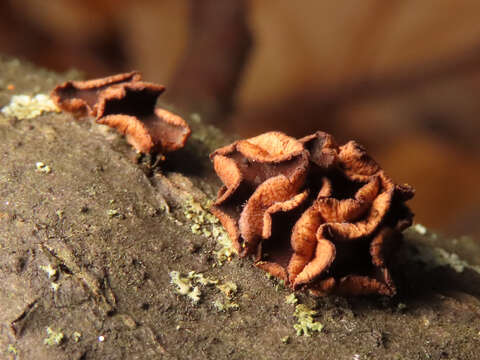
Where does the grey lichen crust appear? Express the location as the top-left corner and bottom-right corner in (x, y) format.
(408, 224), (480, 275)
(1, 56), (480, 360)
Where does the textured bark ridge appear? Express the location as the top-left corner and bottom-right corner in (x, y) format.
(1, 56), (480, 360)
(210, 131), (414, 296)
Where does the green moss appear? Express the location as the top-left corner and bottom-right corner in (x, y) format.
(293, 304), (324, 337)
(1, 94), (59, 119)
(44, 327), (64, 346)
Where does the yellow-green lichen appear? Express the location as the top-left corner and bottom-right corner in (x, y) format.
(169, 270), (217, 304)
(40, 264), (57, 279)
(170, 270), (240, 311)
(72, 331), (82, 342)
(285, 293), (298, 305)
(263, 272), (285, 291)
(51, 282), (59, 291)
(7, 344), (17, 355)
(1, 94), (60, 119)
(182, 197), (235, 263)
(216, 281), (238, 298)
(213, 280), (239, 311)
(107, 209), (121, 218)
(213, 299), (239, 312)
(55, 210), (64, 219)
(188, 271), (219, 286)
(293, 304), (324, 336)
(44, 327), (64, 346)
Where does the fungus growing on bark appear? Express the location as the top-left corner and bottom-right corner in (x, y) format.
(210, 132), (310, 256)
(51, 72), (141, 117)
(50, 72), (191, 155)
(210, 131), (414, 296)
(95, 82), (191, 154)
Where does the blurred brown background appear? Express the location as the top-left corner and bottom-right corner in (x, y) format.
(2, 0), (480, 240)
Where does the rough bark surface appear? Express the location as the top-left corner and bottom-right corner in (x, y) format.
(1, 56), (480, 360)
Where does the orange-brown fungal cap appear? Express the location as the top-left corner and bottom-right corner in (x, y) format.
(337, 141), (382, 181)
(235, 131), (305, 162)
(51, 71), (142, 117)
(211, 132), (309, 197)
(300, 131), (338, 170)
(210, 130), (415, 297)
(210, 132), (310, 256)
(95, 82), (190, 154)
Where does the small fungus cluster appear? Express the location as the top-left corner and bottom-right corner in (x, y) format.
(51, 72), (190, 154)
(210, 131), (414, 296)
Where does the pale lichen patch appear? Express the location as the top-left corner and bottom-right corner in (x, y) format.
(44, 327), (64, 346)
(7, 344), (18, 355)
(1, 94), (59, 119)
(170, 270), (240, 312)
(285, 293), (298, 305)
(413, 223), (427, 235)
(51, 282), (59, 291)
(182, 197), (235, 263)
(216, 282), (238, 299)
(413, 244), (480, 275)
(35, 162), (52, 174)
(107, 209), (122, 218)
(213, 299), (239, 312)
(293, 304), (324, 336)
(169, 270), (217, 304)
(40, 264), (57, 279)
(286, 294), (323, 336)
(212, 280), (239, 312)
(72, 331), (82, 342)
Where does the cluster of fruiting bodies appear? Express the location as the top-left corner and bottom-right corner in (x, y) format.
(52, 73), (414, 297)
(210, 131), (414, 296)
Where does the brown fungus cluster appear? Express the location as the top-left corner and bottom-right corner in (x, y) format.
(51, 72), (190, 154)
(210, 131), (414, 296)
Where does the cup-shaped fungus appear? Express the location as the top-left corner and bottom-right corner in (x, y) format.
(95, 82), (191, 154)
(51, 72), (142, 117)
(210, 131), (414, 296)
(210, 132), (310, 256)
(50, 72), (191, 155)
